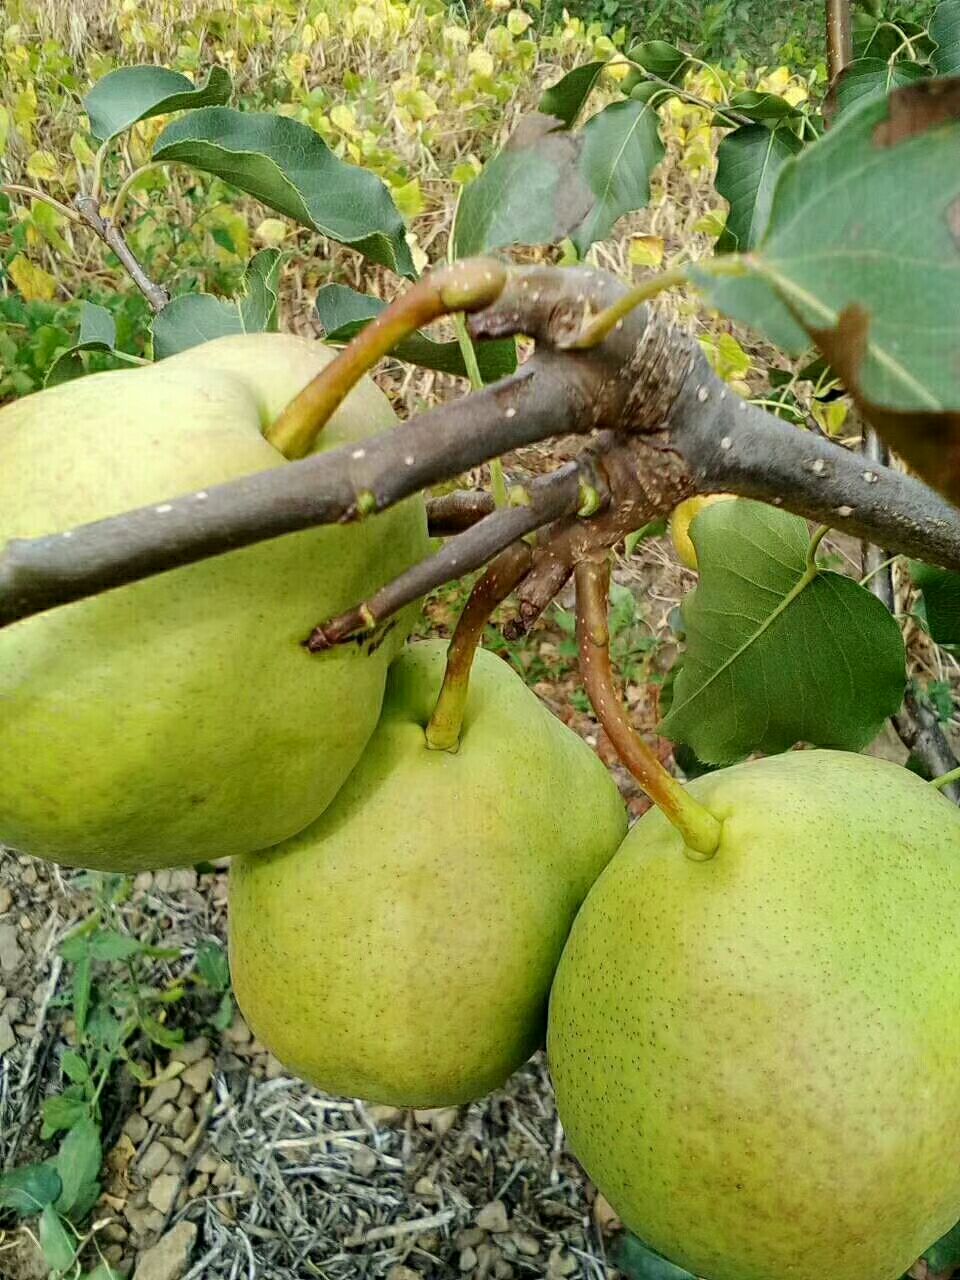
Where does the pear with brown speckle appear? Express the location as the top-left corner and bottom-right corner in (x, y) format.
(548, 750), (960, 1280)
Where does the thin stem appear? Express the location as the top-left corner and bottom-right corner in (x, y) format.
(826, 0), (854, 81)
(1, 184), (82, 224)
(73, 194), (170, 312)
(931, 765), (960, 792)
(425, 542), (533, 751)
(564, 265), (689, 350)
(89, 139), (111, 203)
(574, 557), (722, 859)
(454, 310), (508, 507)
(805, 524), (830, 573)
(110, 161), (167, 225)
(621, 61), (754, 128)
(267, 258), (508, 460)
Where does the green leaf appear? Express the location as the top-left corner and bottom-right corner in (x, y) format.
(613, 1233), (696, 1280)
(714, 124), (802, 253)
(660, 501), (906, 764)
(827, 58), (930, 122)
(625, 40), (689, 85)
(152, 248), (282, 359)
(910, 561), (960, 645)
(44, 302), (129, 387)
(195, 940), (230, 991)
(84, 1266), (124, 1280)
(42, 1093), (91, 1141)
(153, 108), (414, 276)
(725, 90), (805, 122)
(570, 99), (665, 255)
(923, 1216), (960, 1271)
(140, 1014), (184, 1049)
(88, 929), (145, 962)
(693, 83), (960, 411)
(0, 1164), (62, 1217)
(60, 1051), (90, 1085)
(72, 953), (92, 1043)
(84, 66), (232, 142)
(453, 99), (663, 259)
(211, 991), (234, 1031)
(39, 1205), (76, 1272)
(932, 2), (960, 74)
(539, 61), (605, 128)
(314, 283), (516, 381)
(55, 1117), (102, 1219)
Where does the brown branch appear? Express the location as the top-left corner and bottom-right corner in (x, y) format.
(893, 686), (960, 802)
(74, 195), (169, 312)
(426, 490), (496, 536)
(425, 542), (533, 751)
(575, 557), (722, 857)
(826, 0), (854, 82)
(305, 464), (584, 650)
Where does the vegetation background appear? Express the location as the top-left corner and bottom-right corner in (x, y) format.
(0, 1), (953, 1278)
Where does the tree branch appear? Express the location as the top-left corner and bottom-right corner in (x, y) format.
(826, 0), (854, 83)
(426, 490), (496, 536)
(74, 195), (170, 312)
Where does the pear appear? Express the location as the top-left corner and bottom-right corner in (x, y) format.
(548, 749), (960, 1280)
(228, 640), (627, 1107)
(0, 334), (429, 872)
(669, 494), (736, 569)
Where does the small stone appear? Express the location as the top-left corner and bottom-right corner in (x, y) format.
(514, 1234), (540, 1256)
(223, 1014), (251, 1044)
(180, 1058), (213, 1094)
(494, 1263), (515, 1280)
(196, 1152), (218, 1175)
(414, 1106), (458, 1137)
(147, 1174), (179, 1215)
(0, 1015), (15, 1056)
(142, 1078), (181, 1118)
(186, 1173), (209, 1197)
(476, 1201), (510, 1234)
(4, 997), (23, 1022)
(138, 1141), (171, 1179)
(124, 1114), (150, 1145)
(153, 1102), (178, 1127)
(103, 1222), (128, 1243)
(547, 1246), (578, 1278)
(164, 1154), (185, 1177)
(457, 1229), (484, 1249)
(178, 1086), (197, 1109)
(414, 1176), (437, 1197)
(167, 868), (197, 892)
(0, 924), (22, 972)
(388, 1269), (421, 1280)
(0, 888), (12, 913)
(104, 1244), (125, 1264)
(170, 1037), (208, 1067)
(212, 1160), (234, 1188)
(459, 1246), (478, 1272)
(592, 1192), (621, 1234)
(172, 1107), (194, 1140)
(264, 1053), (286, 1080)
(133, 872), (153, 893)
(133, 1222), (197, 1280)
(20, 866), (36, 887)
(350, 1147), (377, 1177)
(366, 1103), (402, 1126)
(235, 1175), (256, 1198)
(125, 1202), (165, 1237)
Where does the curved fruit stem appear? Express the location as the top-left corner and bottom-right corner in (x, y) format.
(425, 541), (533, 752)
(266, 258), (509, 461)
(563, 265), (689, 351)
(931, 765), (960, 792)
(574, 557), (722, 859)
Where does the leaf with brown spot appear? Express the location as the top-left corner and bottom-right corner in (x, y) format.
(873, 76), (960, 145)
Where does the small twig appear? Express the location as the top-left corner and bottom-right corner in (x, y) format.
(575, 557), (722, 858)
(109, 161), (169, 226)
(425, 542), (533, 750)
(426, 490), (496, 536)
(305, 464), (584, 650)
(73, 194), (170, 312)
(1, 184), (82, 224)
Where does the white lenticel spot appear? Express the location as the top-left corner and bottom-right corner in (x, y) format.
(697, 387), (709, 403)
(351, 449), (366, 460)
(195, 491), (209, 501)
(404, 456), (415, 466)
(505, 407), (517, 418)
(155, 504), (173, 514)
(812, 459), (826, 474)
(720, 436), (732, 450)
(837, 505), (854, 518)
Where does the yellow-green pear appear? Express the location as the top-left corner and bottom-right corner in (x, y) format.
(669, 494), (736, 569)
(229, 640), (627, 1107)
(0, 334), (429, 872)
(548, 749), (960, 1280)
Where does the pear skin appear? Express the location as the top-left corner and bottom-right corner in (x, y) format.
(0, 334), (429, 871)
(548, 749), (960, 1280)
(669, 494), (736, 569)
(229, 641), (628, 1107)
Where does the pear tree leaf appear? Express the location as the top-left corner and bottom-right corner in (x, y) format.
(725, 90), (805, 122)
(452, 99), (663, 258)
(932, 1), (960, 75)
(153, 108), (414, 276)
(853, 15), (932, 60)
(613, 1233), (696, 1280)
(0, 1164), (62, 1217)
(55, 1117), (102, 1218)
(39, 1205), (76, 1272)
(44, 302), (140, 387)
(315, 283), (516, 381)
(624, 40), (690, 85)
(923, 1217), (960, 1271)
(84, 66), (232, 142)
(152, 248), (281, 359)
(659, 500), (906, 764)
(910, 561), (960, 644)
(539, 61), (606, 127)
(714, 124), (802, 253)
(826, 58), (930, 122)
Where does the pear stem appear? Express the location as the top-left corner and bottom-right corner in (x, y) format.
(425, 541), (533, 752)
(574, 557), (722, 860)
(563, 265), (689, 351)
(266, 259), (508, 461)
(931, 765), (960, 792)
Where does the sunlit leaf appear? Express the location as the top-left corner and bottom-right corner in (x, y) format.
(84, 65), (232, 142)
(7, 255), (57, 302)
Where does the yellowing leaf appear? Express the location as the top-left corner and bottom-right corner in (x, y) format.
(694, 209), (727, 237)
(26, 150), (59, 182)
(507, 8), (533, 35)
(8, 255), (57, 302)
(392, 177), (425, 218)
(69, 132), (97, 166)
(30, 201), (73, 256)
(451, 156), (481, 185)
(405, 230), (428, 274)
(330, 104), (359, 136)
(0, 107), (9, 157)
(254, 217), (287, 247)
(811, 398), (849, 436)
(628, 235), (665, 268)
(468, 47), (494, 77)
(699, 331), (753, 384)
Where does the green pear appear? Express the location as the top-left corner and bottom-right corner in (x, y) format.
(548, 749), (960, 1280)
(229, 640), (627, 1107)
(0, 334), (429, 872)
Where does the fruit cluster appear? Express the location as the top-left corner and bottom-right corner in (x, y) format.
(3, 333), (960, 1280)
